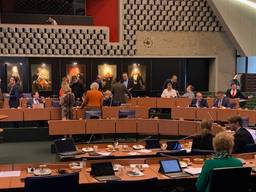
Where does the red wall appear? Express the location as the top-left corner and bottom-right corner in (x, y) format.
(86, 0), (119, 42)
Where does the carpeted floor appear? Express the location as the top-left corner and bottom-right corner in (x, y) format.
(0, 141), (57, 164)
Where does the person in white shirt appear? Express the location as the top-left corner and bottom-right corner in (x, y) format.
(161, 83), (177, 98)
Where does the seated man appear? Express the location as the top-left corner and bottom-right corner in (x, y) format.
(213, 91), (231, 108)
(27, 91), (44, 108)
(190, 92), (208, 108)
(227, 116), (255, 153)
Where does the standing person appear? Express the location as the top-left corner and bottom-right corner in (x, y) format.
(162, 74), (179, 91)
(190, 92), (208, 108)
(60, 85), (75, 120)
(70, 76), (84, 101)
(121, 73), (134, 92)
(161, 83), (177, 98)
(59, 76), (69, 97)
(80, 82), (103, 109)
(182, 85), (195, 99)
(111, 77), (129, 106)
(0, 78), (4, 108)
(95, 75), (103, 91)
(8, 76), (20, 108)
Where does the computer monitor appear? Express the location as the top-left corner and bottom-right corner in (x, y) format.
(145, 139), (161, 149)
(166, 141), (182, 150)
(54, 138), (77, 154)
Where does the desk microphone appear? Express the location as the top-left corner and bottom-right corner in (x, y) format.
(137, 135), (152, 143)
(87, 134), (94, 145)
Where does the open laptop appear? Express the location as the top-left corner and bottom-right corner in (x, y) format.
(159, 159), (190, 178)
(90, 162), (121, 182)
(145, 139), (161, 149)
(54, 138), (82, 156)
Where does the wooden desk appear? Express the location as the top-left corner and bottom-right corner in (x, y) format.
(48, 120), (86, 136)
(158, 119), (179, 136)
(178, 121), (200, 136)
(23, 108), (51, 121)
(196, 108), (217, 121)
(0, 109), (23, 122)
(175, 98), (192, 108)
(86, 119), (116, 134)
(216, 108), (238, 121)
(156, 98), (176, 108)
(172, 107), (197, 120)
(137, 97), (157, 108)
(0, 115), (8, 120)
(115, 119), (137, 133)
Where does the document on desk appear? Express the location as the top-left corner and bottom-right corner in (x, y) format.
(0, 171), (21, 177)
(183, 168), (202, 175)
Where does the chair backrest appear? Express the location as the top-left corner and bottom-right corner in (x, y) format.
(243, 144), (256, 153)
(118, 110), (136, 118)
(84, 110), (101, 119)
(25, 172), (79, 192)
(106, 177), (158, 192)
(209, 167), (252, 192)
(190, 149), (215, 156)
(157, 150), (187, 157)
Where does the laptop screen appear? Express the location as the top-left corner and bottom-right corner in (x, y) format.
(145, 139), (160, 149)
(160, 159), (182, 174)
(91, 162), (115, 177)
(54, 138), (76, 154)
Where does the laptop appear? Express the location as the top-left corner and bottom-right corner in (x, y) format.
(159, 159), (190, 178)
(54, 138), (81, 156)
(166, 141), (182, 151)
(90, 162), (121, 182)
(145, 139), (161, 149)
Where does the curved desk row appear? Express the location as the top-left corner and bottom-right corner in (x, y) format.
(0, 153), (255, 191)
(48, 119), (224, 136)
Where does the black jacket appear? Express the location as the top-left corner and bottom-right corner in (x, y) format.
(213, 96), (231, 108)
(162, 79), (179, 91)
(233, 128), (255, 153)
(70, 81), (84, 100)
(9, 84), (20, 108)
(192, 133), (214, 151)
(226, 89), (247, 99)
(190, 99), (208, 108)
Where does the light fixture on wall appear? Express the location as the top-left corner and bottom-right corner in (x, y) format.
(235, 0), (256, 9)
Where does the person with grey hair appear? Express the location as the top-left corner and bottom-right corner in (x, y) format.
(81, 82), (103, 109)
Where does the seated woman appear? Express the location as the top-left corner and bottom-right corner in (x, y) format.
(81, 82), (103, 109)
(192, 120), (214, 151)
(161, 82), (177, 98)
(196, 132), (243, 192)
(182, 85), (195, 99)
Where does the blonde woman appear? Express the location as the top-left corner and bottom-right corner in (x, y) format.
(60, 84), (75, 120)
(192, 120), (214, 150)
(196, 132), (242, 192)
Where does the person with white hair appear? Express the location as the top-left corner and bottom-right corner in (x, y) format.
(81, 82), (103, 109)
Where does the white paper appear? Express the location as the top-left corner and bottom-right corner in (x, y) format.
(0, 171), (21, 177)
(183, 167), (202, 175)
(97, 152), (111, 156)
(138, 149), (152, 153)
(128, 152), (140, 155)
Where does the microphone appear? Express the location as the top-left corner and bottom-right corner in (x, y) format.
(87, 134), (94, 145)
(137, 135), (152, 143)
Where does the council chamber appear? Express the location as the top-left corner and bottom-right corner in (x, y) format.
(0, 0), (256, 192)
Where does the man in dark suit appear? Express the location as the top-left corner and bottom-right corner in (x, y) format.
(162, 74), (179, 91)
(228, 116), (255, 153)
(190, 92), (208, 108)
(111, 77), (130, 106)
(121, 73), (134, 92)
(8, 76), (20, 108)
(213, 91), (231, 108)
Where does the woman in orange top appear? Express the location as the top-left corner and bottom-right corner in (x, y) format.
(81, 82), (103, 109)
